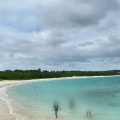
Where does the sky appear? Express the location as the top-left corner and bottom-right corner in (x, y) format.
(0, 0), (120, 71)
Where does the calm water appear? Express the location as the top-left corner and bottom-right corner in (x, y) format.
(6, 76), (120, 120)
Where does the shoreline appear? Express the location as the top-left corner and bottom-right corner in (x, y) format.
(0, 75), (120, 120)
(1, 75), (120, 88)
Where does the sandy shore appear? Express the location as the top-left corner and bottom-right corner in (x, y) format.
(0, 77), (79, 120)
(0, 99), (16, 120)
(0, 75), (120, 120)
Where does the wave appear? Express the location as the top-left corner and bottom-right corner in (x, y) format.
(0, 86), (28, 120)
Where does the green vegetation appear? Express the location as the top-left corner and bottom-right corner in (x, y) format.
(0, 69), (120, 80)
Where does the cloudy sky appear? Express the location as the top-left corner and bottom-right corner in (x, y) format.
(0, 0), (120, 71)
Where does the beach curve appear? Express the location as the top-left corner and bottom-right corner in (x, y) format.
(0, 75), (120, 120)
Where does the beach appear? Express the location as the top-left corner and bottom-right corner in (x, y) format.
(0, 77), (79, 120)
(0, 81), (24, 120)
(0, 99), (16, 120)
(0, 75), (120, 120)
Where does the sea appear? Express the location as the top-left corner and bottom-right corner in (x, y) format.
(1, 76), (120, 120)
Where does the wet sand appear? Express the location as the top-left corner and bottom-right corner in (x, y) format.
(0, 98), (16, 120)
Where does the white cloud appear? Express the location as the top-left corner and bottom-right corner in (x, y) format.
(0, 0), (120, 70)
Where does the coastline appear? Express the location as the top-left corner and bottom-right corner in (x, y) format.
(1, 75), (120, 88)
(0, 99), (16, 120)
(0, 75), (120, 120)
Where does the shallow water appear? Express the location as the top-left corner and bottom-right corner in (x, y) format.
(6, 76), (120, 120)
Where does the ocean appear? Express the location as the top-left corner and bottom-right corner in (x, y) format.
(2, 76), (120, 120)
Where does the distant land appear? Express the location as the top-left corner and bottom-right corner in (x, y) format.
(0, 69), (120, 80)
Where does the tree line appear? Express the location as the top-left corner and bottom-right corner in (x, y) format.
(0, 69), (119, 80)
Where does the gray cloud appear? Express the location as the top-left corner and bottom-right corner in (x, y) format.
(39, 0), (119, 28)
(0, 0), (120, 70)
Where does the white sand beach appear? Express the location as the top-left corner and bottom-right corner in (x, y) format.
(0, 77), (78, 120)
(0, 75), (120, 120)
(0, 99), (16, 120)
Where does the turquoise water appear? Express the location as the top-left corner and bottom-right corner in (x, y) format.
(7, 76), (120, 120)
